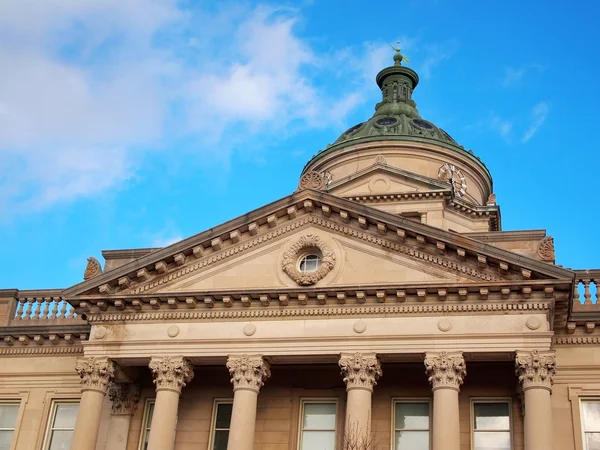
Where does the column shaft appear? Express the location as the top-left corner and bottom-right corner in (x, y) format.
(345, 388), (372, 435)
(70, 390), (106, 450)
(226, 355), (271, 450)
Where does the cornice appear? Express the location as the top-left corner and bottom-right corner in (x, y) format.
(465, 230), (547, 243)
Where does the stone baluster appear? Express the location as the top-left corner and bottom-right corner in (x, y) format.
(425, 351), (466, 450)
(14, 300), (24, 320)
(339, 352), (382, 442)
(515, 350), (556, 450)
(106, 384), (140, 450)
(58, 299), (67, 318)
(70, 357), (116, 450)
(24, 299), (33, 320)
(226, 355), (271, 450)
(30, 300), (39, 319)
(49, 299), (58, 318)
(146, 356), (194, 450)
(583, 279), (592, 305)
(41, 299), (50, 319)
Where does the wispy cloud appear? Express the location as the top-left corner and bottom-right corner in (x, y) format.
(522, 102), (550, 142)
(419, 40), (460, 79)
(502, 64), (544, 87)
(490, 114), (514, 139)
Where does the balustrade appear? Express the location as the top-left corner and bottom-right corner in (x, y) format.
(573, 270), (600, 312)
(8, 290), (80, 324)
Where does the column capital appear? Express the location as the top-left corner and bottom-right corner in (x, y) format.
(227, 354), (271, 393)
(515, 350), (556, 391)
(339, 352), (382, 392)
(108, 383), (140, 416)
(75, 357), (115, 394)
(424, 351), (466, 391)
(149, 356), (194, 394)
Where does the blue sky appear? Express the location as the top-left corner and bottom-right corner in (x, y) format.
(1, 0), (599, 289)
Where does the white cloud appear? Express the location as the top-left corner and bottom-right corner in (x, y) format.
(522, 102), (549, 142)
(490, 114), (513, 138)
(501, 64), (544, 87)
(419, 40), (459, 79)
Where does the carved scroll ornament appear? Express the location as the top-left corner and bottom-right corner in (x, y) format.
(84, 257), (103, 280)
(298, 171), (325, 190)
(149, 356), (194, 393)
(227, 354), (271, 392)
(515, 350), (556, 391)
(339, 352), (382, 392)
(424, 351), (466, 390)
(108, 384), (140, 415)
(281, 234), (336, 286)
(537, 236), (555, 261)
(75, 357), (115, 393)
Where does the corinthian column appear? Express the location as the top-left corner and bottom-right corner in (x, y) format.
(70, 357), (116, 450)
(515, 350), (556, 450)
(146, 356), (194, 450)
(424, 351), (466, 450)
(226, 355), (271, 450)
(105, 384), (140, 450)
(339, 352), (382, 441)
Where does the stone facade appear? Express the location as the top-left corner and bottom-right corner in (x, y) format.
(0, 52), (599, 450)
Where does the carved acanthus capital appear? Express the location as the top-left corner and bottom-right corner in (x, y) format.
(515, 350), (556, 391)
(149, 356), (194, 394)
(108, 384), (140, 415)
(424, 351), (466, 391)
(75, 357), (115, 393)
(339, 352), (382, 392)
(227, 355), (271, 393)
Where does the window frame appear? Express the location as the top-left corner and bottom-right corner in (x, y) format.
(469, 398), (513, 450)
(41, 399), (80, 450)
(138, 398), (156, 450)
(207, 398), (234, 450)
(0, 399), (24, 450)
(391, 397), (432, 450)
(297, 398), (339, 450)
(580, 398), (600, 450)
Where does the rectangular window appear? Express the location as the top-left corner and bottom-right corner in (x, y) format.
(139, 400), (155, 450)
(581, 400), (600, 450)
(0, 403), (20, 450)
(393, 401), (430, 450)
(299, 400), (337, 450)
(472, 401), (511, 450)
(44, 401), (79, 450)
(210, 401), (233, 450)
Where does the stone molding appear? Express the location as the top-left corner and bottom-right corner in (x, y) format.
(149, 356), (194, 394)
(281, 234), (336, 285)
(515, 350), (556, 391)
(424, 351), (466, 391)
(227, 354), (271, 393)
(108, 384), (140, 415)
(0, 346), (84, 355)
(339, 352), (382, 392)
(553, 336), (600, 345)
(298, 171), (325, 190)
(75, 357), (115, 394)
(86, 301), (553, 323)
(84, 257), (103, 281)
(537, 236), (555, 261)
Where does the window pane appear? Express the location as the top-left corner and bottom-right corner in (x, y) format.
(213, 430), (229, 450)
(48, 430), (74, 450)
(474, 403), (510, 430)
(53, 405), (79, 429)
(0, 430), (15, 450)
(145, 402), (155, 429)
(395, 403), (429, 430)
(586, 432), (600, 450)
(583, 403), (600, 432)
(301, 430), (335, 450)
(473, 431), (511, 450)
(0, 405), (19, 428)
(395, 430), (429, 450)
(216, 403), (233, 429)
(303, 403), (336, 430)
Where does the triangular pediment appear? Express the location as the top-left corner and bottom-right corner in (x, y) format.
(328, 164), (450, 198)
(63, 190), (574, 300)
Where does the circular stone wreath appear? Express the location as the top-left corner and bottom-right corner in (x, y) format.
(281, 234), (336, 285)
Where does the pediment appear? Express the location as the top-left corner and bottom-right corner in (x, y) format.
(328, 164), (450, 198)
(63, 190), (574, 301)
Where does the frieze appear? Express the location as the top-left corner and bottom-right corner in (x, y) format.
(86, 301), (552, 323)
(122, 214), (509, 296)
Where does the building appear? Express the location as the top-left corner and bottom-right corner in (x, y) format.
(0, 49), (598, 450)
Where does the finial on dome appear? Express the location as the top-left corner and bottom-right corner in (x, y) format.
(390, 40), (409, 66)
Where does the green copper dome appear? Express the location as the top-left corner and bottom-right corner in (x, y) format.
(302, 50), (490, 178)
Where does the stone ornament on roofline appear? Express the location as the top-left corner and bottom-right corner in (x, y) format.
(424, 351), (466, 391)
(515, 350), (556, 391)
(149, 356), (194, 394)
(339, 352), (382, 392)
(281, 234), (336, 286)
(297, 171), (325, 190)
(537, 236), (555, 261)
(75, 356), (115, 394)
(108, 384), (140, 415)
(83, 257), (103, 280)
(227, 354), (271, 393)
